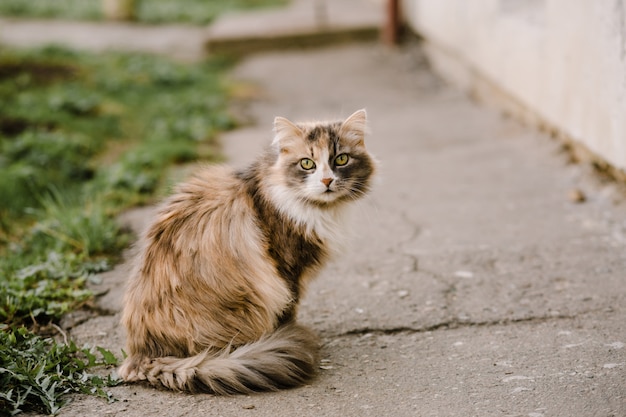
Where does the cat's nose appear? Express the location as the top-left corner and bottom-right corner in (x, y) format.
(321, 178), (333, 188)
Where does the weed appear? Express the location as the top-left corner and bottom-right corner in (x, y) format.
(0, 327), (121, 415)
(0, 251), (107, 328)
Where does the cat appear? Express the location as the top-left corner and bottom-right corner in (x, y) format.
(118, 109), (376, 394)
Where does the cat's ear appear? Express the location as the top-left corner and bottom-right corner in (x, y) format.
(339, 109), (368, 146)
(273, 116), (303, 150)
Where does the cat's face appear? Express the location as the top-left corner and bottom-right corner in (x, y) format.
(270, 109), (376, 207)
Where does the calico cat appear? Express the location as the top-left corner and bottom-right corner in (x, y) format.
(118, 109), (376, 394)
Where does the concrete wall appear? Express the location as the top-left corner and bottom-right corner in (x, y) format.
(401, 0), (626, 173)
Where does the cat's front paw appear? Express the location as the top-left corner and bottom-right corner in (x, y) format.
(118, 356), (148, 382)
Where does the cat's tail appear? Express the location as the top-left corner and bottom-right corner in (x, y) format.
(118, 323), (320, 394)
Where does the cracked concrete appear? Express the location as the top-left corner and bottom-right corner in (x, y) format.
(52, 41), (626, 416)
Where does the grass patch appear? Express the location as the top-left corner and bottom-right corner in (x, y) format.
(0, 0), (289, 25)
(0, 46), (234, 414)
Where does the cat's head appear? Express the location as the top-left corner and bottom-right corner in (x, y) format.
(269, 109), (376, 207)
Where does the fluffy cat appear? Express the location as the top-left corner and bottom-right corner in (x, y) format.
(118, 109), (376, 394)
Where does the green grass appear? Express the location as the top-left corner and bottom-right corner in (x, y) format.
(0, 46), (234, 415)
(0, 0), (288, 25)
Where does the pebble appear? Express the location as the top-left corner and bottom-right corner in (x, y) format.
(568, 188), (586, 203)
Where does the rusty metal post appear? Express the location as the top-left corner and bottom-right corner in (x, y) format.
(383, 0), (401, 45)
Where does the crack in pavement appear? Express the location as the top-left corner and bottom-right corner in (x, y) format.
(324, 311), (585, 339)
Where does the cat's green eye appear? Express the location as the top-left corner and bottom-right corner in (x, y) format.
(300, 158), (316, 170)
(335, 154), (349, 166)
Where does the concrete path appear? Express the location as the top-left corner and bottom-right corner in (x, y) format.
(4, 4), (625, 417)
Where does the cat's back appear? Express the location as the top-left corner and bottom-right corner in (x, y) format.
(173, 164), (242, 206)
(147, 164), (255, 245)
(126, 163), (293, 350)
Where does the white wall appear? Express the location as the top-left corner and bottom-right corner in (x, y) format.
(402, 0), (626, 172)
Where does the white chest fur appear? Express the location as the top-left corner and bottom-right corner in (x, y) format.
(266, 183), (349, 252)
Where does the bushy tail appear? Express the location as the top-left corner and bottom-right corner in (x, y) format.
(119, 323), (320, 395)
